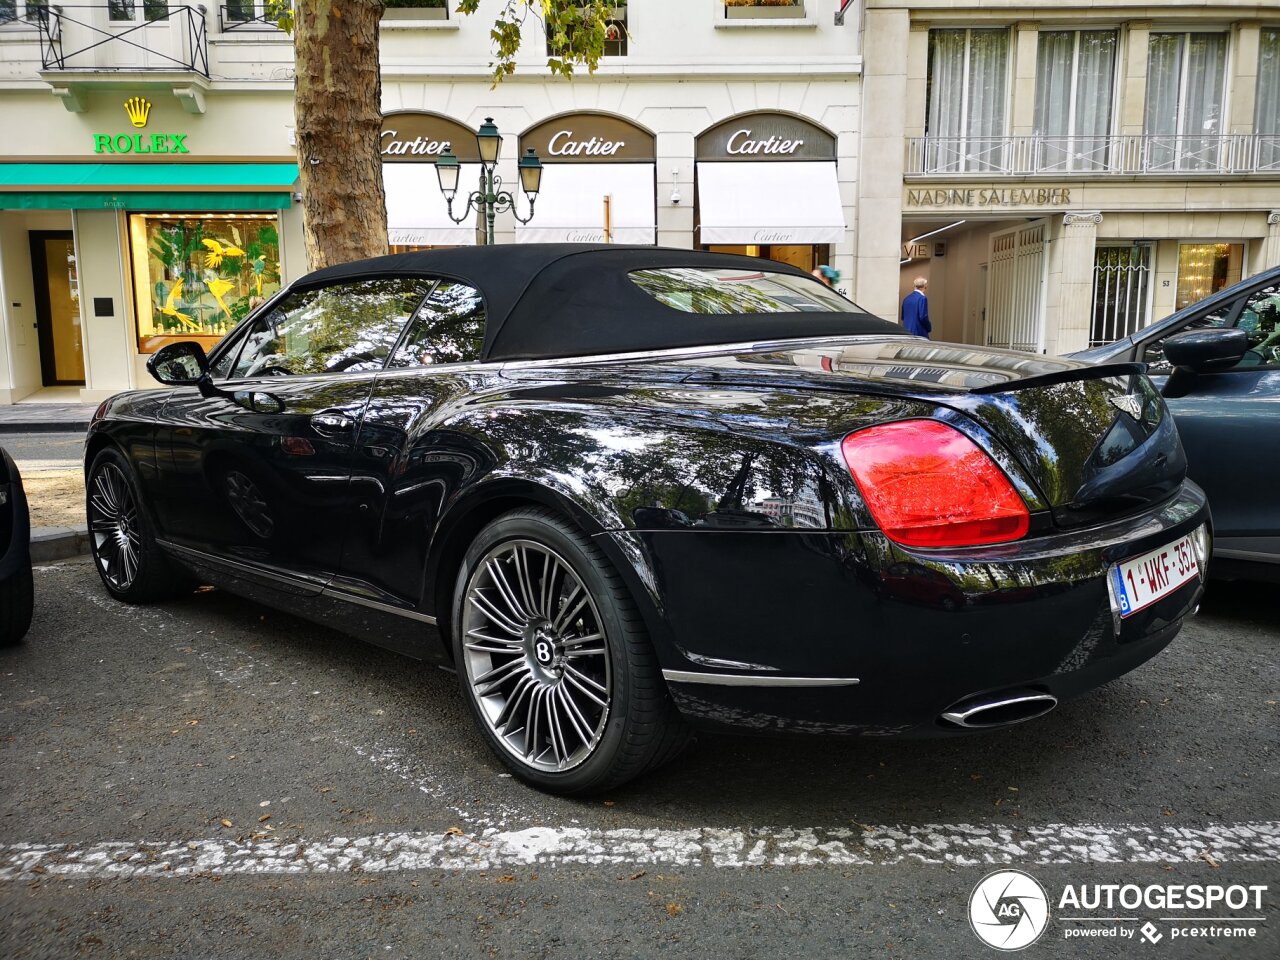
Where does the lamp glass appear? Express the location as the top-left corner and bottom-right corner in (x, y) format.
(518, 149), (543, 196)
(435, 151), (460, 200)
(476, 117), (502, 165)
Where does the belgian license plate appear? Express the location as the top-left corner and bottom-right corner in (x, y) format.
(1111, 532), (1201, 618)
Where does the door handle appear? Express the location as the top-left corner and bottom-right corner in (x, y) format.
(311, 410), (356, 437)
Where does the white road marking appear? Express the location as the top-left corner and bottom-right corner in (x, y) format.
(23, 569), (1280, 882)
(3, 822), (1279, 879)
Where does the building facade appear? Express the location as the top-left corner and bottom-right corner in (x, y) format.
(0, 0), (863, 403)
(856, 0), (1280, 355)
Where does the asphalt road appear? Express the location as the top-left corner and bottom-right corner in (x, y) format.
(1, 559), (1276, 959)
(1, 432), (84, 473)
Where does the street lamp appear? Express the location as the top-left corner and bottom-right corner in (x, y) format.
(436, 117), (542, 245)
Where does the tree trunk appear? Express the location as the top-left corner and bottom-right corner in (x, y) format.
(294, 1), (388, 270)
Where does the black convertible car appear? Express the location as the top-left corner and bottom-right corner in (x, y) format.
(87, 245), (1210, 793)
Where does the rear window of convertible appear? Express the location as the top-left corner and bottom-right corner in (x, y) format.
(629, 267), (861, 315)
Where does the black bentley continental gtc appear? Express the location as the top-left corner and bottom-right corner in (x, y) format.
(86, 246), (1210, 793)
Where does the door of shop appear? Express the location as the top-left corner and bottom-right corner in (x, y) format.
(29, 231), (85, 387)
(985, 220), (1047, 353)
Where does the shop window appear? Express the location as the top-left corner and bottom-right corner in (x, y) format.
(724, 0), (805, 18)
(1034, 30), (1117, 171)
(925, 28), (1011, 172)
(1145, 32), (1229, 171)
(1175, 243), (1244, 311)
(128, 213), (283, 354)
(1257, 28), (1280, 169)
(545, 3), (628, 58)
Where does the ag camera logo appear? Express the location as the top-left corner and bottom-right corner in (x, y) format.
(969, 869), (1051, 950)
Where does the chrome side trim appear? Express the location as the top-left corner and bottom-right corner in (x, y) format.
(498, 335), (886, 371)
(156, 539), (437, 624)
(663, 670), (860, 688)
(1214, 547), (1279, 563)
(318, 587), (437, 625)
(157, 539), (325, 592)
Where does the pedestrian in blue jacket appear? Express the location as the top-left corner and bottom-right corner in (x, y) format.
(902, 277), (931, 338)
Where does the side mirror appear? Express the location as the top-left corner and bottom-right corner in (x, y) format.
(1163, 328), (1248, 374)
(1161, 328), (1248, 399)
(147, 341), (208, 385)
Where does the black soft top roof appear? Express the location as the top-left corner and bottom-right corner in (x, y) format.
(301, 244), (904, 362)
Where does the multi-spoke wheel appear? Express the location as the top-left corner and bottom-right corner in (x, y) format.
(453, 508), (689, 794)
(86, 448), (192, 604)
(88, 461), (141, 592)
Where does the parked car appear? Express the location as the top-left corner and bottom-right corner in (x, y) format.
(1, 446), (34, 646)
(87, 245), (1209, 793)
(1071, 265), (1280, 581)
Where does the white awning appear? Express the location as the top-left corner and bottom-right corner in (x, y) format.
(515, 163), (655, 245)
(696, 161), (846, 245)
(384, 163), (483, 246)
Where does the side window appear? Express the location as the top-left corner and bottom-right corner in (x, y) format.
(388, 281), (486, 368)
(1235, 282), (1280, 369)
(1141, 299), (1237, 374)
(230, 278), (432, 378)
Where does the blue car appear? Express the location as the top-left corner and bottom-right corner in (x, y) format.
(1071, 266), (1280, 581)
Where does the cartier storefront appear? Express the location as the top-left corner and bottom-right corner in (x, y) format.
(696, 111), (847, 274)
(517, 113), (657, 245)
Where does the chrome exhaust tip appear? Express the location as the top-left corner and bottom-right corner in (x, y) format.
(940, 691), (1058, 729)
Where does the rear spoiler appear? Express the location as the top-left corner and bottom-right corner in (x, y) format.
(968, 362), (1147, 395)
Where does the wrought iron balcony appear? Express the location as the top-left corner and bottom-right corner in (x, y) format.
(906, 134), (1280, 177)
(22, 4), (210, 76)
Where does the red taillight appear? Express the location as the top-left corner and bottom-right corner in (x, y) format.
(840, 419), (1029, 548)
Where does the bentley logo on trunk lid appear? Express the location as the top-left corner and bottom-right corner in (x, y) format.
(1109, 394), (1144, 420)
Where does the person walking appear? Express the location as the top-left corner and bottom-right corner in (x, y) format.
(902, 277), (931, 338)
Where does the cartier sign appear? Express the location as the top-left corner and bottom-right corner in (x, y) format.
(697, 112), (836, 162)
(380, 112), (481, 163)
(520, 113), (656, 163)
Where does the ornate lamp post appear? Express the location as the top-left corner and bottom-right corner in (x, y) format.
(435, 117), (543, 245)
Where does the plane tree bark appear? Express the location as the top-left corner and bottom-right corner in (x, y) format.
(293, 1), (388, 270)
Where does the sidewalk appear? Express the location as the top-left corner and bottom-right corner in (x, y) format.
(0, 402), (96, 434)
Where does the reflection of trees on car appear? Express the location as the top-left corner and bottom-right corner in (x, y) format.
(233, 279), (435, 378)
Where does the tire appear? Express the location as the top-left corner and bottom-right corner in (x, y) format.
(87, 447), (192, 604)
(452, 507), (689, 795)
(0, 562), (34, 646)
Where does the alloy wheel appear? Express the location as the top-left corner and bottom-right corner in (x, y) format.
(88, 463), (141, 591)
(460, 539), (612, 772)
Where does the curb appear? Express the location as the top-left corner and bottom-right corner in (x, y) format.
(31, 526), (91, 564)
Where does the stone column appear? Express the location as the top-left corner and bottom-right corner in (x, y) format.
(1262, 211), (1280, 269)
(1230, 23), (1262, 134)
(854, 7), (911, 320)
(1119, 23), (1152, 137)
(1010, 22), (1041, 138)
(1053, 212), (1102, 356)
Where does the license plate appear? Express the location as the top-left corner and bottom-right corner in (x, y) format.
(1111, 531), (1201, 618)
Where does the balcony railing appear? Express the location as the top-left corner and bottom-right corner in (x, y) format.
(27, 4), (209, 75)
(906, 134), (1280, 177)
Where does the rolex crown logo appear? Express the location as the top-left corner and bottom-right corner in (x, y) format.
(124, 97), (151, 129)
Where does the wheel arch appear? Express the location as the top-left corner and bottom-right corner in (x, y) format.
(424, 476), (672, 666)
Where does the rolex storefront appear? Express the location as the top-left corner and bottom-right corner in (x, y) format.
(0, 89), (303, 404)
